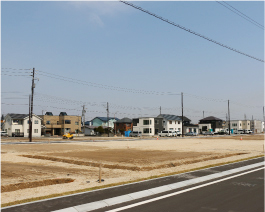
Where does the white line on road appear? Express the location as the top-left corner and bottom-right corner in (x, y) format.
(106, 167), (264, 212)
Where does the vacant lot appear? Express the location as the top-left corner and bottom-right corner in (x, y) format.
(1, 134), (264, 205)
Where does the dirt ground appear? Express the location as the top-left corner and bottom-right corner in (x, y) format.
(1, 134), (264, 205)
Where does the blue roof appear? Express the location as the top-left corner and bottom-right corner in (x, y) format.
(92, 117), (119, 122)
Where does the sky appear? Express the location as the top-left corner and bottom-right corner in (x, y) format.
(1, 1), (264, 123)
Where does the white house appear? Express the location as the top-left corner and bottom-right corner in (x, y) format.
(132, 117), (163, 136)
(157, 114), (182, 132)
(3, 113), (42, 137)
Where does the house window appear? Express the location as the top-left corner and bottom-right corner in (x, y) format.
(178, 121), (180, 124)
(143, 128), (150, 133)
(65, 120), (71, 124)
(75, 122), (79, 125)
(34, 129), (38, 133)
(194, 128), (197, 133)
(175, 121), (176, 124)
(57, 121), (60, 125)
(46, 121), (50, 124)
(143, 120), (150, 125)
(15, 129), (20, 134)
(13, 120), (19, 124)
(189, 128), (192, 132)
(169, 121), (172, 124)
(155, 120), (158, 124)
(34, 120), (39, 124)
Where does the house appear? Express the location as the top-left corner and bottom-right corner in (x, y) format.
(114, 117), (133, 133)
(90, 117), (119, 129)
(250, 120), (263, 133)
(157, 114), (182, 132)
(199, 116), (224, 133)
(3, 113), (42, 137)
(132, 117), (163, 136)
(39, 112), (81, 136)
(81, 125), (108, 136)
(183, 124), (199, 134)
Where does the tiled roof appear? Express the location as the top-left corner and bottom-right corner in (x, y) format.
(115, 117), (132, 123)
(157, 114), (182, 121)
(7, 113), (29, 119)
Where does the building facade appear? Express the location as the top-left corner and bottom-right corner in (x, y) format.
(114, 117), (133, 133)
(132, 117), (163, 136)
(3, 113), (42, 137)
(39, 112), (81, 136)
(157, 114), (182, 132)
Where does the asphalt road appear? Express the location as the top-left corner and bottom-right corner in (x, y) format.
(100, 168), (264, 212)
(2, 157), (264, 212)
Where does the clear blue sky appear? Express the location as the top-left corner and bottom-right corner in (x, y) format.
(1, 1), (264, 123)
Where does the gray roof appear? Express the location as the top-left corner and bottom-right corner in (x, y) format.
(115, 117), (132, 123)
(199, 116), (223, 121)
(157, 114), (182, 121)
(6, 113), (42, 120)
(7, 113), (29, 119)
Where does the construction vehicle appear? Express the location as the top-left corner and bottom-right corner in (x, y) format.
(63, 133), (73, 139)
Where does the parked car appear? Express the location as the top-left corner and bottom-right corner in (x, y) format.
(129, 131), (142, 137)
(185, 132), (197, 136)
(1, 131), (8, 137)
(235, 129), (244, 134)
(244, 129), (253, 134)
(158, 130), (173, 137)
(203, 131), (214, 136)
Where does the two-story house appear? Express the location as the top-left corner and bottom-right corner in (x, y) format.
(114, 117), (133, 133)
(132, 117), (163, 136)
(157, 114), (182, 132)
(39, 112), (81, 136)
(199, 116), (223, 133)
(3, 113), (42, 137)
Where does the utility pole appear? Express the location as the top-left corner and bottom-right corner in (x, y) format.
(203, 111), (204, 118)
(181, 92), (184, 137)
(29, 95), (31, 140)
(29, 68), (35, 142)
(228, 100), (230, 135)
(160, 106), (161, 115)
(82, 105), (86, 135)
(107, 102), (109, 137)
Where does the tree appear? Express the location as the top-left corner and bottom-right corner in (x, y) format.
(95, 126), (104, 135)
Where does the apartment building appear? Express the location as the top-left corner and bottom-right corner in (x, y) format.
(39, 112), (81, 136)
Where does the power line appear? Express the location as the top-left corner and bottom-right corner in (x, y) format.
(120, 1), (264, 63)
(37, 70), (181, 96)
(216, 1), (264, 30)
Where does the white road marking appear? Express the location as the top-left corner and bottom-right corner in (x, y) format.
(106, 167), (264, 212)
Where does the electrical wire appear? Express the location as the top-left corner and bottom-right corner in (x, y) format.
(120, 1), (264, 63)
(217, 1), (264, 30)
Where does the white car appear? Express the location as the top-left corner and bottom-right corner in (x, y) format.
(1, 131), (8, 137)
(158, 130), (173, 137)
(172, 131), (181, 137)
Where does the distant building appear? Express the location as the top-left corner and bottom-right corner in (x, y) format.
(199, 116), (223, 133)
(157, 114), (182, 132)
(114, 117), (133, 133)
(3, 113), (42, 137)
(132, 117), (163, 136)
(39, 112), (81, 136)
(90, 117), (119, 129)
